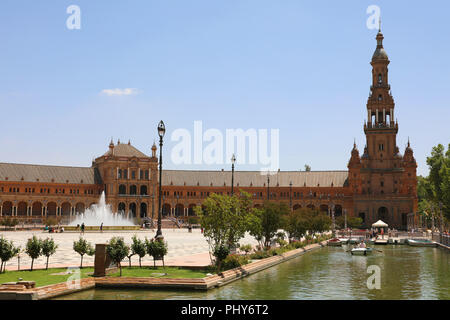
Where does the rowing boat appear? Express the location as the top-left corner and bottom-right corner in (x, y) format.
(350, 247), (373, 256)
(327, 238), (343, 246)
(407, 239), (437, 247)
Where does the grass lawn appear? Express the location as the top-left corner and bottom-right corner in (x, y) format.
(107, 266), (208, 279)
(0, 266), (210, 288)
(0, 268), (94, 288)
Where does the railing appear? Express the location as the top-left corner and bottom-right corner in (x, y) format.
(432, 233), (450, 247)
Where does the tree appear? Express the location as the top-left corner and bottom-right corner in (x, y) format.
(420, 144), (450, 223)
(131, 235), (146, 268)
(309, 210), (332, 236)
(335, 216), (363, 229)
(73, 237), (95, 269)
(0, 237), (20, 273)
(283, 209), (309, 242)
(106, 237), (129, 276)
(248, 201), (289, 248)
(213, 244), (229, 273)
(41, 238), (58, 270)
(25, 236), (42, 271)
(145, 238), (168, 269)
(196, 192), (254, 266)
(304, 164), (311, 172)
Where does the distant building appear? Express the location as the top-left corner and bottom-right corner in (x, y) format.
(0, 30), (417, 229)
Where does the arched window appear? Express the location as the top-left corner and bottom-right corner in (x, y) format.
(130, 185), (137, 195)
(378, 74), (382, 84)
(378, 94), (383, 101)
(119, 185), (126, 195)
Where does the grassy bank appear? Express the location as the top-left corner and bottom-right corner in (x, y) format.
(0, 266), (208, 288)
(0, 268), (94, 287)
(107, 267), (208, 279)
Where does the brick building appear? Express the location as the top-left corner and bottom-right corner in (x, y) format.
(0, 30), (417, 229)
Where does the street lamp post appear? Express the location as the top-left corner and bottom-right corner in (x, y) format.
(344, 209), (347, 230)
(289, 181), (293, 212)
(231, 154), (236, 196)
(151, 193), (155, 220)
(439, 202), (444, 243)
(267, 174), (270, 200)
(156, 120), (165, 240)
(329, 196), (335, 237)
(431, 204), (435, 235)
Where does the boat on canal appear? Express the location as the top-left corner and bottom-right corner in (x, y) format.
(327, 238), (343, 246)
(407, 239), (437, 247)
(350, 247), (374, 256)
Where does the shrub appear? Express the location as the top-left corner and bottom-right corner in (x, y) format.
(25, 236), (42, 271)
(188, 216), (199, 225)
(41, 238), (58, 270)
(106, 237), (129, 276)
(44, 217), (60, 227)
(276, 239), (288, 247)
(222, 254), (249, 271)
(0, 237), (20, 273)
(213, 244), (230, 272)
(239, 244), (253, 255)
(249, 250), (271, 260)
(145, 238), (168, 268)
(73, 237), (95, 268)
(1, 217), (20, 229)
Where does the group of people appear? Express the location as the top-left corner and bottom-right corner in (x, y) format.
(44, 225), (64, 233)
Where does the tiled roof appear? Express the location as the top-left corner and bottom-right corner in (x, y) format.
(0, 163), (101, 184)
(102, 142), (149, 158)
(162, 170), (348, 187)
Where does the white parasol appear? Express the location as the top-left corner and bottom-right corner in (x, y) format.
(372, 220), (388, 228)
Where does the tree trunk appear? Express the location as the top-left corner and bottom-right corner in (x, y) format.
(119, 263), (122, 276)
(46, 256), (49, 270)
(31, 258), (34, 271)
(80, 255), (83, 269)
(129, 257), (131, 268)
(139, 257), (141, 268)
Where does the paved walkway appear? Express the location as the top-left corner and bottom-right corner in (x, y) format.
(0, 229), (258, 271)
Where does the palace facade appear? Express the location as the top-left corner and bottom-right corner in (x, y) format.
(0, 30), (418, 229)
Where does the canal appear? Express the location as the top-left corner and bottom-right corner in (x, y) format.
(55, 245), (449, 300)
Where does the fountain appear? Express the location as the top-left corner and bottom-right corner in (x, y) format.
(65, 192), (140, 231)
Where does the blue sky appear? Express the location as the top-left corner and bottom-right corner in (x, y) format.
(0, 0), (449, 176)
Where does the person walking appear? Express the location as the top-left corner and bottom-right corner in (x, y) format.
(100, 222), (103, 233)
(81, 222), (85, 235)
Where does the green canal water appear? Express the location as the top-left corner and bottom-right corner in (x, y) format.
(55, 245), (449, 300)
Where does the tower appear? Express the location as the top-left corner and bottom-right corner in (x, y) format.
(348, 28), (417, 229)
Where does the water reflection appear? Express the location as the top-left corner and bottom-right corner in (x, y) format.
(55, 246), (449, 300)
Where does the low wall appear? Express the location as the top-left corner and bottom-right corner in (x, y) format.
(63, 225), (141, 231)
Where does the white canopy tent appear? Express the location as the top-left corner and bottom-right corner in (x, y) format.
(372, 220), (388, 228)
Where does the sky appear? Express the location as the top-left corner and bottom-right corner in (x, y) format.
(0, 0), (449, 176)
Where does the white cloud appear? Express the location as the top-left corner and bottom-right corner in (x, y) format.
(100, 88), (140, 96)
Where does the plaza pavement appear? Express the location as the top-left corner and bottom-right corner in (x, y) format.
(0, 229), (259, 271)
